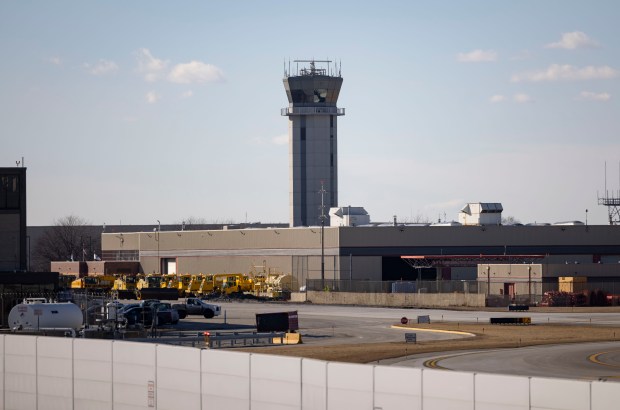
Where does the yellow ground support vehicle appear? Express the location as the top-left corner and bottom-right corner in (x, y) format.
(214, 273), (254, 295)
(160, 274), (179, 290)
(136, 274), (178, 300)
(70, 275), (116, 291)
(112, 275), (140, 299)
(112, 275), (139, 291)
(184, 274), (206, 297)
(176, 274), (193, 296)
(197, 274), (215, 295)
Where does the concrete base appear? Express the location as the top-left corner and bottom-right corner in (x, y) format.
(290, 292), (307, 303)
(305, 291), (485, 308)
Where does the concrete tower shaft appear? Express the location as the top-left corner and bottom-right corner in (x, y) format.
(282, 60), (344, 227)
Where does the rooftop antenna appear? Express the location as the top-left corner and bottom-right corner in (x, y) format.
(598, 161), (620, 225)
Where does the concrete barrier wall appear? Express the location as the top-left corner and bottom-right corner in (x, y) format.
(0, 334), (618, 409)
(305, 291), (486, 307)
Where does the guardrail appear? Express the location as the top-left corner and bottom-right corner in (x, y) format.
(204, 331), (286, 348)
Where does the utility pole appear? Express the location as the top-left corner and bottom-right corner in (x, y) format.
(319, 181), (326, 282)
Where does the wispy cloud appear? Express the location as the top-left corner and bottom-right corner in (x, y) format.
(135, 48), (169, 82)
(168, 61), (224, 84)
(84, 59), (118, 75)
(489, 94), (505, 103)
(456, 49), (497, 62)
(271, 134), (288, 145)
(180, 90), (194, 99)
(49, 56), (62, 65)
(513, 93), (532, 103)
(146, 91), (160, 104)
(134, 49), (224, 86)
(578, 91), (611, 101)
(545, 31), (599, 50)
(511, 64), (618, 82)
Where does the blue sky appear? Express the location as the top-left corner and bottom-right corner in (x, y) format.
(1, 1), (619, 226)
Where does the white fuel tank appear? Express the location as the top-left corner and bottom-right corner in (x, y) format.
(8, 302), (83, 330)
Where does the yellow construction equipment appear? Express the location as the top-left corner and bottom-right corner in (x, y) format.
(112, 274), (140, 299)
(215, 273), (254, 295)
(135, 274), (178, 300)
(197, 274), (216, 295)
(70, 275), (116, 291)
(184, 274), (205, 297)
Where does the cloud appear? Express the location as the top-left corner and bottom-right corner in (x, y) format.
(578, 91), (611, 101)
(511, 64), (618, 82)
(489, 95), (505, 103)
(271, 134), (288, 145)
(513, 93), (532, 103)
(545, 31), (599, 49)
(180, 90), (194, 99)
(49, 56), (62, 65)
(84, 59), (118, 75)
(168, 61), (225, 84)
(135, 48), (169, 82)
(456, 49), (497, 62)
(146, 91), (160, 104)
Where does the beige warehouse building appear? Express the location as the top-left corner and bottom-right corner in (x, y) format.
(101, 224), (620, 288)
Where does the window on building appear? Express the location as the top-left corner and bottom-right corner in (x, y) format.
(0, 175), (20, 210)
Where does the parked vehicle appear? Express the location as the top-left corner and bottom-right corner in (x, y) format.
(140, 300), (179, 325)
(120, 305), (154, 327)
(172, 298), (221, 319)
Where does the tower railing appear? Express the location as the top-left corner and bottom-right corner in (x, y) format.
(281, 107), (345, 116)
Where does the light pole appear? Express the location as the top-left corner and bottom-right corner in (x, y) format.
(157, 220), (161, 274)
(528, 264), (532, 305)
(319, 182), (326, 282)
(486, 265), (491, 297)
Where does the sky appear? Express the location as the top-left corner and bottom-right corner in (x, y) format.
(1, 1), (619, 226)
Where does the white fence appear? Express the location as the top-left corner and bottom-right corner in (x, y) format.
(0, 334), (619, 409)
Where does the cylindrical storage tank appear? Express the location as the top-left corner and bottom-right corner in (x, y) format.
(8, 302), (83, 330)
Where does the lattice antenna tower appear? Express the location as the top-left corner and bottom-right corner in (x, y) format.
(598, 161), (620, 225)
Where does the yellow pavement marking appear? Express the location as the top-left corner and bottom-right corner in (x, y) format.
(588, 350), (620, 368)
(423, 357), (450, 370)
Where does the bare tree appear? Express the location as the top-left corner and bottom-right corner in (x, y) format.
(401, 213), (432, 224)
(32, 215), (101, 271)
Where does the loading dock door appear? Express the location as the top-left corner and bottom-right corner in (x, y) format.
(162, 258), (177, 275)
(504, 283), (515, 299)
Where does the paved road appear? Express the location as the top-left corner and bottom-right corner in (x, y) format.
(388, 342), (620, 382)
(173, 301), (470, 345)
(165, 301), (620, 346)
(142, 301), (620, 380)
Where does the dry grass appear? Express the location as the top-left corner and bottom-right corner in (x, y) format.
(237, 323), (620, 364)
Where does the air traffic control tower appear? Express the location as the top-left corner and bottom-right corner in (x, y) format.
(282, 59), (344, 227)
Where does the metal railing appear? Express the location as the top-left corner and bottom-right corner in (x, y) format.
(101, 250), (139, 261)
(281, 107), (345, 116)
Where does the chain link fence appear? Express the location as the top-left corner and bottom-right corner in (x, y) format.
(305, 279), (486, 294)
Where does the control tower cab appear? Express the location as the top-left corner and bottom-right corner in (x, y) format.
(282, 59), (344, 227)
